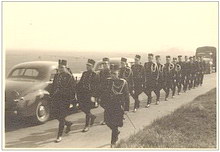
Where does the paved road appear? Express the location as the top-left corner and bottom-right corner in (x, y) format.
(4, 73), (216, 149)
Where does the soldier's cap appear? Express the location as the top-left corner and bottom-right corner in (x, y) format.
(102, 57), (109, 64)
(185, 55), (188, 57)
(121, 57), (127, 63)
(166, 56), (171, 59)
(178, 55), (182, 58)
(189, 56), (193, 59)
(110, 64), (120, 72)
(102, 57), (109, 62)
(58, 59), (67, 66)
(155, 55), (160, 59)
(135, 55), (141, 60)
(193, 56), (196, 58)
(148, 53), (154, 57)
(173, 57), (177, 60)
(87, 59), (96, 66)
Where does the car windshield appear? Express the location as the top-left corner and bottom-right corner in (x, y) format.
(8, 68), (41, 80)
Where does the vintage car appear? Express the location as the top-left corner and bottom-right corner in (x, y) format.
(5, 61), (78, 124)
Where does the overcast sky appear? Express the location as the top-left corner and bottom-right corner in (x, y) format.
(3, 2), (218, 53)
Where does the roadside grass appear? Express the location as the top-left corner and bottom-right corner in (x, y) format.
(117, 88), (217, 148)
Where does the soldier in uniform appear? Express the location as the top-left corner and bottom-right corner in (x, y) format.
(188, 56), (195, 90)
(154, 55), (166, 105)
(172, 58), (181, 97)
(51, 60), (76, 143)
(177, 55), (184, 94)
(101, 64), (130, 148)
(131, 55), (145, 112)
(119, 57), (134, 111)
(183, 56), (190, 92)
(76, 59), (98, 132)
(98, 57), (111, 125)
(143, 53), (158, 107)
(199, 56), (206, 86)
(164, 56), (175, 100)
(193, 56), (199, 88)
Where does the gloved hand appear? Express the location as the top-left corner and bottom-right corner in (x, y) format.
(91, 97), (96, 102)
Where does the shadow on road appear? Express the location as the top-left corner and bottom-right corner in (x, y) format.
(5, 109), (80, 132)
(5, 119), (85, 148)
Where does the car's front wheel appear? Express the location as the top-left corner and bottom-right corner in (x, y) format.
(34, 99), (50, 124)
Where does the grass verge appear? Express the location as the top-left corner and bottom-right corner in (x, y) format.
(117, 88), (216, 148)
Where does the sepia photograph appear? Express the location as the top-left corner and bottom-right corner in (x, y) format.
(2, 1), (218, 150)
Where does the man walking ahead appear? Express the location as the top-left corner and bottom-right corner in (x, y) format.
(143, 53), (158, 108)
(98, 57), (111, 125)
(51, 60), (76, 143)
(131, 55), (145, 112)
(101, 64), (130, 148)
(119, 57), (134, 111)
(77, 59), (98, 132)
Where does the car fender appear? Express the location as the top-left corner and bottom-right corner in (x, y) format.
(18, 89), (51, 117)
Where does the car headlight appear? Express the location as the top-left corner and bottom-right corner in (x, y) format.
(11, 91), (24, 103)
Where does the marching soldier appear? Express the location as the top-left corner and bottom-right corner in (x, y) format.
(51, 59), (76, 143)
(188, 56), (195, 90)
(183, 56), (190, 92)
(164, 56), (175, 100)
(199, 56), (206, 86)
(172, 58), (181, 97)
(193, 56), (199, 88)
(119, 57), (134, 111)
(171, 57), (178, 97)
(143, 53), (158, 107)
(76, 59), (98, 132)
(98, 57), (111, 125)
(177, 55), (184, 94)
(131, 55), (145, 112)
(101, 64), (130, 148)
(154, 55), (166, 104)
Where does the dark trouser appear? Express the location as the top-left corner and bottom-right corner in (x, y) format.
(154, 81), (167, 101)
(107, 123), (119, 144)
(144, 83), (156, 104)
(53, 100), (71, 138)
(130, 83), (143, 109)
(200, 73), (204, 85)
(172, 80), (177, 96)
(80, 103), (95, 127)
(176, 77), (182, 93)
(57, 118), (72, 138)
(183, 74), (190, 92)
(124, 86), (133, 111)
(165, 80), (173, 98)
(189, 73), (196, 89)
(77, 92), (96, 127)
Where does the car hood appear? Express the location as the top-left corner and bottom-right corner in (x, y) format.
(5, 79), (48, 98)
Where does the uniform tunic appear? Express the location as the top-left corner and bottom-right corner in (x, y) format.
(156, 63), (165, 90)
(164, 63), (175, 96)
(144, 61), (158, 90)
(131, 64), (145, 95)
(98, 68), (111, 108)
(119, 67), (134, 91)
(76, 70), (98, 113)
(51, 72), (76, 119)
(119, 66), (133, 110)
(102, 78), (129, 127)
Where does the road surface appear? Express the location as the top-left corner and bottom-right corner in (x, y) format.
(4, 73), (216, 149)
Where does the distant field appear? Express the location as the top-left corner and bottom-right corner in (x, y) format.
(5, 49), (194, 76)
(5, 50), (136, 75)
(117, 88), (216, 148)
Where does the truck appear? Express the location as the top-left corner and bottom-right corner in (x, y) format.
(195, 46), (216, 74)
